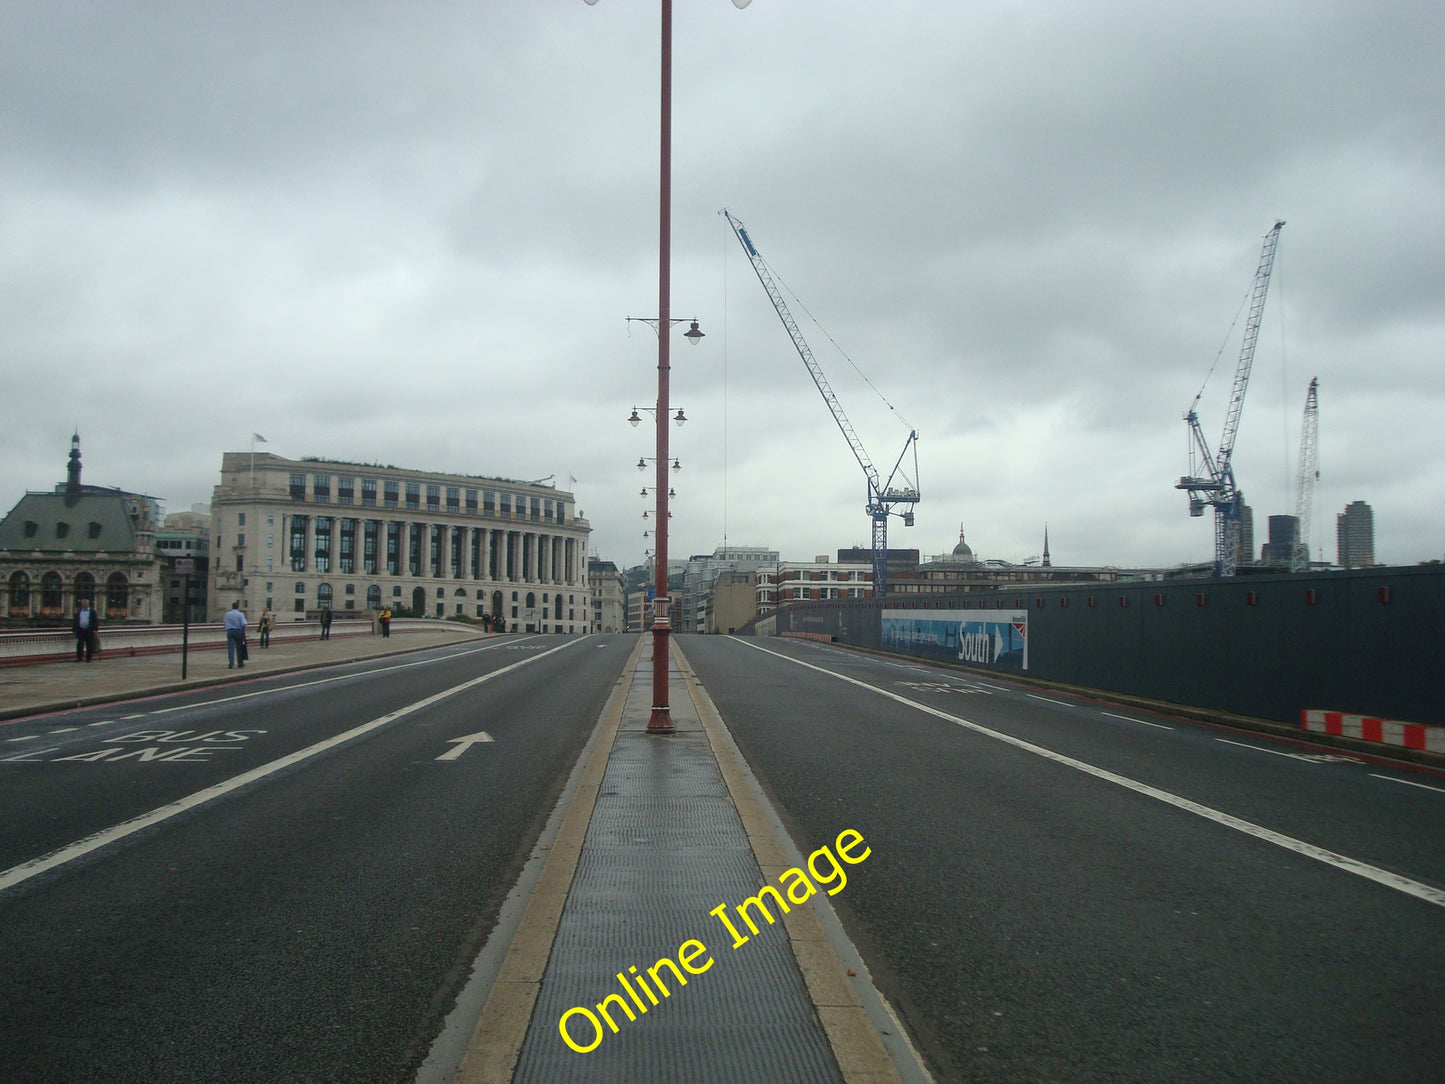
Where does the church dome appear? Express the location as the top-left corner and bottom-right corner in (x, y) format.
(950, 524), (975, 563)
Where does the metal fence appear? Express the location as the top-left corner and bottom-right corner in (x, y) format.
(0, 617), (447, 666)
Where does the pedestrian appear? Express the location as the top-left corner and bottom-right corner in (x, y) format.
(223, 601), (248, 668)
(482, 612), (492, 633)
(320, 604), (333, 641)
(259, 607), (274, 648)
(73, 598), (101, 662)
(379, 607), (391, 638)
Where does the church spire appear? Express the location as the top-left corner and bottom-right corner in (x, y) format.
(1042, 523), (1051, 567)
(65, 432), (82, 499)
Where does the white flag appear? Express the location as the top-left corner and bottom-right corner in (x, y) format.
(252, 432), (268, 442)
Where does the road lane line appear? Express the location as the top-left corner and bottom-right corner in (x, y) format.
(0, 639), (580, 894)
(147, 637), (528, 715)
(1102, 711), (1173, 730)
(737, 639), (1445, 911)
(1028, 694), (1073, 707)
(1216, 737), (1307, 760)
(1370, 774), (1445, 795)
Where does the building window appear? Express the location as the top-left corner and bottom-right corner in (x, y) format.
(290, 473), (307, 501)
(427, 485), (441, 511)
(446, 487), (460, 513)
(338, 477), (354, 504)
(500, 494), (512, 518)
(339, 519), (356, 574)
(313, 475), (331, 503)
(237, 533), (245, 547)
(465, 489), (478, 514)
(363, 521), (379, 574)
(386, 522), (401, 575)
(39, 572), (64, 616)
(483, 490), (496, 515)
(55, 522), (69, 539)
(318, 583), (333, 607)
(406, 483), (420, 510)
(384, 480), (399, 508)
(362, 479), (377, 507)
(314, 517), (332, 573)
(105, 572), (128, 619)
(23, 521), (37, 538)
(367, 585), (381, 609)
(290, 516), (308, 572)
(89, 522), (102, 539)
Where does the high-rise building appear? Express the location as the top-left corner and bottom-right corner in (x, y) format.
(1337, 501), (1375, 568)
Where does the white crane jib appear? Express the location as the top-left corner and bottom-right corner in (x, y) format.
(1177, 220), (1285, 576)
(721, 208), (919, 597)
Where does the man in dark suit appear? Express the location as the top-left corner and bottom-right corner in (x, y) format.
(73, 599), (100, 662)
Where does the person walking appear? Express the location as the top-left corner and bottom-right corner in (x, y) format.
(319, 604), (333, 641)
(379, 607), (391, 638)
(258, 608), (274, 648)
(73, 599), (100, 663)
(223, 601), (248, 668)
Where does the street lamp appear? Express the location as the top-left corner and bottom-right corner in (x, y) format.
(587, 0), (746, 732)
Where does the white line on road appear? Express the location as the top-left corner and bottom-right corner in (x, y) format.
(1216, 737), (1307, 760)
(737, 639), (1445, 910)
(1369, 773), (1445, 795)
(147, 637), (528, 716)
(1028, 694), (1073, 707)
(0, 639), (579, 894)
(1101, 711), (1174, 730)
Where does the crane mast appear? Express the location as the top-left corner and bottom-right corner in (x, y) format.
(1292, 377), (1319, 572)
(722, 209), (919, 597)
(1177, 220), (1285, 576)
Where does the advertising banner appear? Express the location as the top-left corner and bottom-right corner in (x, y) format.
(880, 609), (1029, 670)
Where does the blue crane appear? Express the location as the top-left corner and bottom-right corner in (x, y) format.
(722, 209), (919, 597)
(1177, 220), (1285, 576)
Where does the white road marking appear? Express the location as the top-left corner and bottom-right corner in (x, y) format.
(1216, 737), (1307, 760)
(148, 638), (525, 716)
(0, 639), (578, 894)
(1028, 694), (1072, 707)
(737, 639), (1445, 911)
(1369, 774), (1445, 795)
(1101, 711), (1174, 730)
(436, 730), (494, 761)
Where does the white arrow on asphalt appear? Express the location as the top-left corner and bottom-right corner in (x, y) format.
(436, 730), (495, 761)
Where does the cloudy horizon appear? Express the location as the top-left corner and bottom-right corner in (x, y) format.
(3, 1), (1440, 571)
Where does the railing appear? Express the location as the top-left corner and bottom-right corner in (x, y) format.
(0, 617), (459, 666)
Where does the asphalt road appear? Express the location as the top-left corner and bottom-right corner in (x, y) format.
(679, 635), (1445, 1084)
(0, 633), (634, 1084)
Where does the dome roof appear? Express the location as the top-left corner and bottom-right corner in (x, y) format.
(950, 523), (975, 563)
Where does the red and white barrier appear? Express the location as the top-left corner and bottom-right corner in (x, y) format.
(1302, 709), (1445, 754)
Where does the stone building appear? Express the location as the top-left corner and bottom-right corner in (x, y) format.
(588, 558), (626, 633)
(209, 452), (592, 632)
(0, 435), (164, 625)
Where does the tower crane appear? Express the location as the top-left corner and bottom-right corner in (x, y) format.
(1292, 377), (1319, 572)
(721, 209), (919, 597)
(1177, 220), (1285, 576)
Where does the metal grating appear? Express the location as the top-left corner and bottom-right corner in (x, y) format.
(512, 730), (843, 1084)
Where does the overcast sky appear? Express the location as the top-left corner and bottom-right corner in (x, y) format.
(3, 1), (1441, 572)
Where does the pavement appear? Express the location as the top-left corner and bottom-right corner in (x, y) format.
(0, 624), (492, 721)
(448, 632), (919, 1084)
(0, 627), (923, 1083)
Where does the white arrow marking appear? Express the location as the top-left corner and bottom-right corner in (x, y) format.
(436, 731), (495, 761)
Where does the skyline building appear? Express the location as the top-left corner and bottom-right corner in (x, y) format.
(1337, 500), (1375, 569)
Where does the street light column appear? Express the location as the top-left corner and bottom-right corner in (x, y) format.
(648, 0), (676, 733)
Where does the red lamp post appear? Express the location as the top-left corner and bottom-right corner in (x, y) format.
(588, 0), (746, 732)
